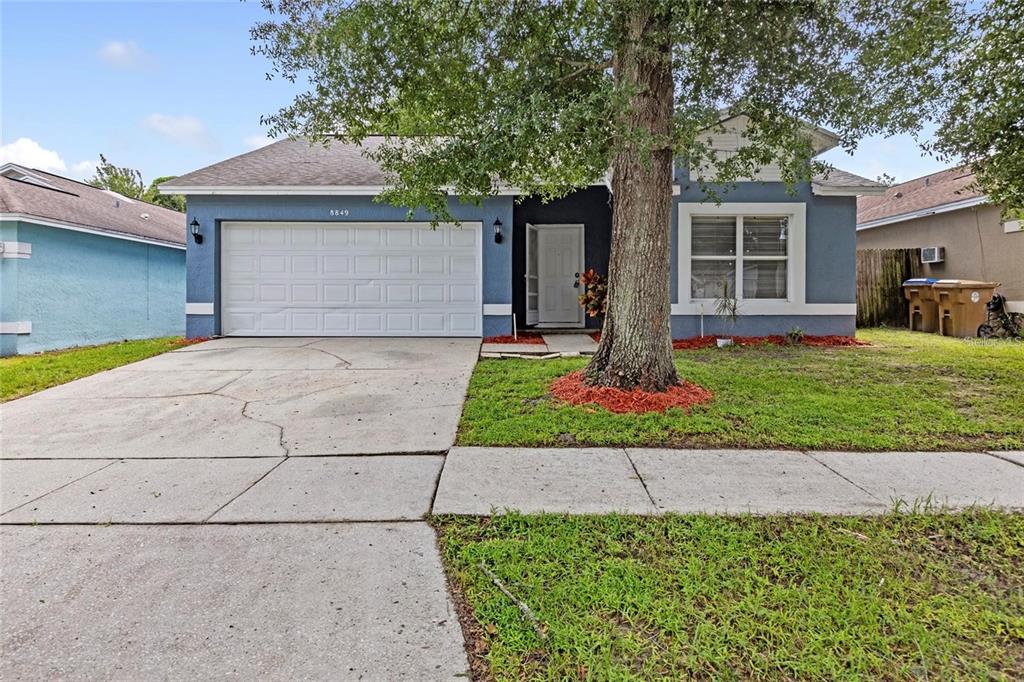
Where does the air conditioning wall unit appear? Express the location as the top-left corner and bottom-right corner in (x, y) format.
(921, 246), (945, 264)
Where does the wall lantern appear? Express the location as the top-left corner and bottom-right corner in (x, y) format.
(190, 218), (203, 244)
(493, 218), (503, 244)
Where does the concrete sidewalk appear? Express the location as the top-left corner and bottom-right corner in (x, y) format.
(433, 447), (1024, 515)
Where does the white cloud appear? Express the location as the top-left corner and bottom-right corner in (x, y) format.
(98, 40), (146, 69)
(143, 114), (214, 150)
(0, 138), (67, 173)
(243, 134), (275, 150)
(71, 160), (100, 179)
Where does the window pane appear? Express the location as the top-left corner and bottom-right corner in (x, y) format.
(742, 261), (787, 299)
(691, 216), (736, 256)
(743, 217), (788, 256)
(691, 260), (736, 299)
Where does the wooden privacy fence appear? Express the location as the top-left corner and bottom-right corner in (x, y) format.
(856, 249), (922, 328)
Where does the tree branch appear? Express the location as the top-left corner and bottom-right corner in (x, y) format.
(478, 562), (548, 641)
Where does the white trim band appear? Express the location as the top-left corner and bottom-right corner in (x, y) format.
(0, 241), (32, 259)
(856, 196), (989, 231)
(671, 303), (856, 316)
(0, 321), (32, 334)
(186, 302), (215, 316)
(482, 304), (512, 316)
(0, 215), (186, 250)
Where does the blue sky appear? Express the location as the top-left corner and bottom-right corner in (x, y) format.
(2, 0), (946, 185)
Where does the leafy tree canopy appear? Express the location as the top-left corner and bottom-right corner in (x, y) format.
(87, 156), (185, 212)
(933, 0), (1023, 214)
(143, 176), (186, 212)
(254, 0), (962, 218)
(88, 154), (145, 200)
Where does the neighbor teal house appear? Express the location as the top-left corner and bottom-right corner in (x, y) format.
(161, 116), (884, 341)
(0, 164), (186, 356)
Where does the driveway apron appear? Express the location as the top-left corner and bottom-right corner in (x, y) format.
(1, 337), (478, 679)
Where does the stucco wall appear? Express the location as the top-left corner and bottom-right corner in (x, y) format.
(0, 221), (185, 355)
(674, 169), (858, 305)
(857, 205), (1023, 305)
(182, 178), (857, 340)
(184, 194), (514, 338)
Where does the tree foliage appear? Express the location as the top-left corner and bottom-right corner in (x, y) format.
(933, 0), (1023, 213)
(88, 154), (145, 200)
(254, 0), (961, 215)
(87, 156), (185, 212)
(143, 176), (186, 212)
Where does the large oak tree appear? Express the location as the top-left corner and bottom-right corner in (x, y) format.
(254, 0), (960, 390)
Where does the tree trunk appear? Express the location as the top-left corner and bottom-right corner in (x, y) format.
(583, 3), (678, 392)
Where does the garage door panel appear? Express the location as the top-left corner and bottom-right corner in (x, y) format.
(221, 222), (481, 337)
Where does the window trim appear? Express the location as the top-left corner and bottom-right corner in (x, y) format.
(676, 202), (806, 315)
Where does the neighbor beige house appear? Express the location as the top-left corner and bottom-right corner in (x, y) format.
(857, 167), (1023, 312)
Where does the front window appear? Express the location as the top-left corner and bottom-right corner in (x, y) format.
(690, 215), (788, 300)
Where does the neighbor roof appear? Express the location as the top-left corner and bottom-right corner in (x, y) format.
(162, 137), (882, 197)
(857, 166), (987, 229)
(0, 164), (185, 247)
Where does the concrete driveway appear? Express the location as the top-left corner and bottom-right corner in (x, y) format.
(1, 336), (480, 459)
(1, 337), (478, 679)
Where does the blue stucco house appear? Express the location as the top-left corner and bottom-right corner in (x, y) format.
(161, 117), (883, 341)
(0, 164), (186, 356)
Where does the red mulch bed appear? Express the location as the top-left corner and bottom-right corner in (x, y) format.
(551, 371), (714, 414)
(483, 332), (546, 345)
(172, 337), (211, 346)
(672, 334), (866, 350)
(589, 332), (863, 349)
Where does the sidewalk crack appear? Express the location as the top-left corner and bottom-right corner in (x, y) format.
(623, 448), (659, 511)
(803, 451), (882, 501)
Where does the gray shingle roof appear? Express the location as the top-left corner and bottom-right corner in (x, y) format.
(811, 167), (884, 190)
(1, 165), (185, 246)
(161, 138), (391, 189)
(161, 136), (882, 195)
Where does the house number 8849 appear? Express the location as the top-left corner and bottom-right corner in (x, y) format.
(330, 209), (350, 217)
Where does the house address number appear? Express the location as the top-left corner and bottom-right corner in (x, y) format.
(329, 209), (350, 217)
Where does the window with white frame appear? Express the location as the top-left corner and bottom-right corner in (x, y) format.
(690, 215), (789, 300)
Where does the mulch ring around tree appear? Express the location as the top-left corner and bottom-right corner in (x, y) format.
(483, 332), (546, 344)
(551, 371), (714, 414)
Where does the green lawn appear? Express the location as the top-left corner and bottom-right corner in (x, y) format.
(0, 337), (187, 401)
(457, 329), (1024, 451)
(435, 512), (1024, 681)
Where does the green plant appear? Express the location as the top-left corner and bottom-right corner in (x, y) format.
(577, 268), (608, 318)
(787, 326), (806, 344)
(713, 277), (740, 325)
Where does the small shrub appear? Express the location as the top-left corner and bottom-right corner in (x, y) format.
(578, 268), (608, 318)
(787, 326), (806, 345)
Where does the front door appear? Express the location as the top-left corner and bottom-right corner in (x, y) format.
(535, 224), (584, 325)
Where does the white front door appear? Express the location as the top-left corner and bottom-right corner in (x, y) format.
(220, 221), (482, 336)
(536, 224), (584, 325)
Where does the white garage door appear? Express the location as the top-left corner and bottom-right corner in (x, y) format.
(220, 221), (482, 336)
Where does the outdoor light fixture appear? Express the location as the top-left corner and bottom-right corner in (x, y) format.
(493, 218), (503, 244)
(190, 218), (203, 244)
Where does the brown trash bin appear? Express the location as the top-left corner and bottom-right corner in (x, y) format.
(903, 279), (939, 333)
(932, 280), (1000, 337)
